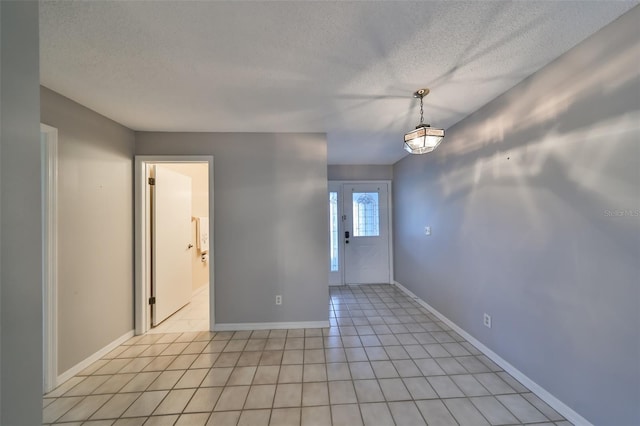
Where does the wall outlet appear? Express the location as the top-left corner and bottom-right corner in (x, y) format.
(425, 226), (431, 236)
(275, 295), (282, 305)
(483, 313), (492, 328)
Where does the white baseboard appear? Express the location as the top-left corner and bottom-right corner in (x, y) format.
(393, 281), (592, 426)
(56, 330), (135, 386)
(214, 321), (329, 331)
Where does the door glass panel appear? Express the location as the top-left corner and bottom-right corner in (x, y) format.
(352, 192), (379, 237)
(329, 192), (339, 271)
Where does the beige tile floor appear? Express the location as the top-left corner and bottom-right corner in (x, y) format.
(148, 287), (210, 334)
(43, 285), (571, 425)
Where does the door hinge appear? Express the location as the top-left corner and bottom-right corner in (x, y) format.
(148, 297), (156, 305)
(148, 177), (155, 185)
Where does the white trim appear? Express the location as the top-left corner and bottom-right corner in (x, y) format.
(135, 156), (215, 335)
(214, 321), (330, 331)
(328, 182), (342, 286)
(41, 123), (58, 394)
(387, 183), (394, 283)
(393, 281), (593, 426)
(56, 330), (134, 386)
(329, 180), (393, 285)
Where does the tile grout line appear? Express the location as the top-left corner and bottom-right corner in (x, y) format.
(47, 285), (565, 425)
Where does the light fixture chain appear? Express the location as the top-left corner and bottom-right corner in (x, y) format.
(419, 96), (424, 125)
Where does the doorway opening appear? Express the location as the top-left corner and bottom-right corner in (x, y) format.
(328, 181), (393, 286)
(134, 156), (214, 335)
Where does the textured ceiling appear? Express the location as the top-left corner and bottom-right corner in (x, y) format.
(39, 1), (637, 164)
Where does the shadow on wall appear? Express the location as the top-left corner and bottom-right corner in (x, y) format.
(433, 34), (640, 256)
(441, 24), (640, 157)
(394, 12), (639, 424)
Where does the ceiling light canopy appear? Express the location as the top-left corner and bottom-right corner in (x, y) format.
(404, 88), (445, 154)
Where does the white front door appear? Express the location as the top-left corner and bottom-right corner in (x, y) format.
(343, 183), (391, 284)
(152, 165), (193, 326)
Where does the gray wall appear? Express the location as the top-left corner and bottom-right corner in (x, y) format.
(41, 87), (135, 373)
(136, 133), (329, 324)
(1, 1), (3, 415)
(0, 1), (43, 424)
(328, 164), (393, 181)
(393, 8), (639, 426)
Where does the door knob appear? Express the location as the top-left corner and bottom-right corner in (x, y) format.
(188, 244), (194, 249)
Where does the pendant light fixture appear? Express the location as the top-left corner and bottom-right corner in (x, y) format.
(404, 88), (445, 154)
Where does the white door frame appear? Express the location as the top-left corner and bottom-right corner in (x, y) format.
(328, 182), (342, 286)
(328, 180), (393, 286)
(134, 155), (214, 335)
(41, 123), (59, 393)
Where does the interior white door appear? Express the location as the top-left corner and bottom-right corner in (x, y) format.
(344, 183), (390, 284)
(152, 165), (193, 326)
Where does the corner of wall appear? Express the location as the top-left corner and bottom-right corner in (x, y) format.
(1, 1), (43, 423)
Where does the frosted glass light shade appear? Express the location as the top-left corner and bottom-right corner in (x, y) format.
(404, 125), (445, 154)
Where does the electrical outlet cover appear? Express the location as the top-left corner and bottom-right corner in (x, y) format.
(483, 313), (491, 328)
